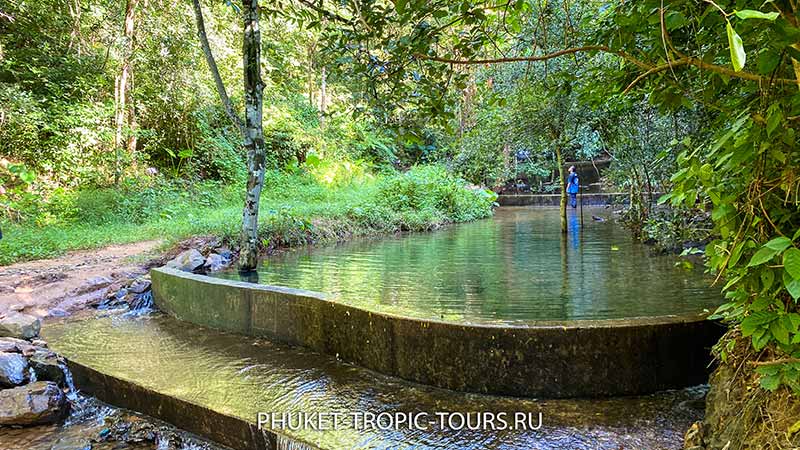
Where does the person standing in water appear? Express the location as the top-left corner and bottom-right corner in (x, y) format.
(566, 165), (579, 208)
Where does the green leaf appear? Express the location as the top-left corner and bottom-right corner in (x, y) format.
(760, 269), (775, 291)
(760, 373), (781, 391)
(742, 312), (773, 336)
(766, 237), (792, 252)
(757, 51), (781, 74)
(783, 248), (800, 279)
(729, 241), (746, 267)
(734, 10), (780, 21)
(771, 320), (790, 345)
(754, 329), (772, 350)
(727, 21), (746, 72)
(748, 246), (779, 267)
(787, 279), (800, 300)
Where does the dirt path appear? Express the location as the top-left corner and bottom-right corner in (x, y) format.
(0, 241), (163, 318)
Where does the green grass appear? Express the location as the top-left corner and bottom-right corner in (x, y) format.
(0, 166), (496, 265)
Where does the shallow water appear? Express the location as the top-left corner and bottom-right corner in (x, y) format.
(44, 313), (705, 449)
(214, 207), (721, 323)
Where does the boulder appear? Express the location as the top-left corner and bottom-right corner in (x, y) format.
(74, 276), (114, 295)
(29, 350), (66, 387)
(165, 249), (205, 272)
(47, 308), (69, 318)
(128, 278), (151, 294)
(0, 337), (36, 354)
(0, 352), (28, 387)
(203, 253), (230, 272)
(0, 381), (67, 426)
(0, 312), (41, 339)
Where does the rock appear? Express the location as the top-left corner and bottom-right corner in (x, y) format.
(0, 337), (36, 354)
(8, 304), (24, 312)
(96, 297), (126, 310)
(165, 249), (205, 272)
(0, 381), (67, 426)
(217, 248), (233, 260)
(31, 339), (48, 348)
(29, 350), (66, 387)
(47, 308), (69, 318)
(128, 279), (151, 294)
(0, 312), (41, 339)
(74, 276), (114, 295)
(0, 353), (28, 387)
(203, 253), (230, 272)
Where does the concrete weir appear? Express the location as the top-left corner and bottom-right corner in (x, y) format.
(497, 193), (634, 206)
(65, 359), (318, 450)
(151, 267), (722, 398)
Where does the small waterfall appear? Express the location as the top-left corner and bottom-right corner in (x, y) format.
(275, 434), (316, 450)
(28, 366), (37, 382)
(127, 290), (154, 314)
(58, 360), (79, 402)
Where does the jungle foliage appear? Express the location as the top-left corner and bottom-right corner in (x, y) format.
(2, 0), (800, 396)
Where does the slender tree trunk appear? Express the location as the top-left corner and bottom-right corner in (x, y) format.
(459, 71), (476, 137)
(191, 0), (244, 134)
(68, 0), (83, 55)
(238, 0), (266, 272)
(319, 66), (327, 127)
(191, 0), (266, 271)
(792, 43), (800, 91)
(113, 0), (138, 185)
(555, 145), (567, 234)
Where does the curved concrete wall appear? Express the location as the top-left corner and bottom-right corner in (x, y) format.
(151, 267), (723, 398)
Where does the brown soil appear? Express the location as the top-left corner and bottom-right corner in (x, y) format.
(0, 241), (164, 318)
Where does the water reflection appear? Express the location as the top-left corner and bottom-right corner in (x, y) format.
(214, 207), (720, 323)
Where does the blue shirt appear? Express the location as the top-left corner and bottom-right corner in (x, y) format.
(566, 173), (579, 194)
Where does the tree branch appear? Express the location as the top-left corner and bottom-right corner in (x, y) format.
(191, 0), (244, 135)
(294, 0), (352, 25)
(416, 46), (654, 70)
(417, 46), (797, 90)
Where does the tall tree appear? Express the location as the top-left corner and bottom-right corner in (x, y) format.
(113, 0), (139, 184)
(238, 0), (266, 271)
(191, 0), (264, 271)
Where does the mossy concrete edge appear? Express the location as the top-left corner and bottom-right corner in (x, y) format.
(151, 266), (724, 398)
(65, 358), (320, 450)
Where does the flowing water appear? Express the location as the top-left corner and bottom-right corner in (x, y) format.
(214, 207), (721, 323)
(44, 313), (706, 449)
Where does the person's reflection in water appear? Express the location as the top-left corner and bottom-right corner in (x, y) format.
(238, 270), (260, 283)
(568, 210), (581, 249)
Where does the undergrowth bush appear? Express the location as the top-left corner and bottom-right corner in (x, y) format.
(0, 166), (495, 265)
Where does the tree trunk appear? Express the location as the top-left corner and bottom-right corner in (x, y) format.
(238, 0), (266, 272)
(191, 0), (244, 134)
(319, 65), (327, 127)
(113, 0), (138, 185)
(556, 145), (567, 234)
(792, 43), (800, 91)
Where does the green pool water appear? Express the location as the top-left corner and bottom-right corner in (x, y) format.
(214, 207), (722, 324)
